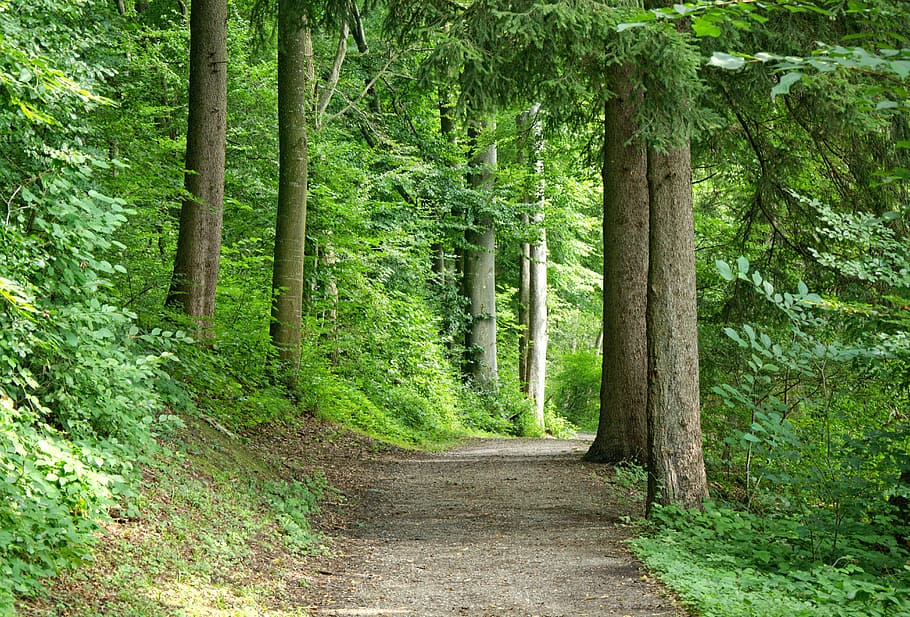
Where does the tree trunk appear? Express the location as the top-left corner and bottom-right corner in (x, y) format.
(646, 144), (708, 511)
(527, 215), (547, 427)
(585, 65), (649, 464)
(270, 2), (314, 371)
(433, 89), (457, 288)
(462, 121), (498, 389)
(523, 104), (547, 428)
(518, 215), (530, 389)
(165, 0), (227, 333)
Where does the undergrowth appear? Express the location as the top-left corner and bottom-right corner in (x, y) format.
(632, 503), (910, 617)
(17, 419), (327, 617)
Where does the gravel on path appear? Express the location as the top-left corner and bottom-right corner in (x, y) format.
(305, 436), (684, 617)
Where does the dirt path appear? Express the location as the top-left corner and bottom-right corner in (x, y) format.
(306, 436), (683, 617)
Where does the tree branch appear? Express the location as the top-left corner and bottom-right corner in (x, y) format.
(351, 1), (368, 53)
(316, 19), (350, 129)
(322, 50), (408, 128)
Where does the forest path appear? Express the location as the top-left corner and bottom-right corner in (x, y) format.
(304, 436), (682, 617)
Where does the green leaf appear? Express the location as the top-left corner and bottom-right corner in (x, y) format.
(693, 19), (722, 38)
(716, 259), (734, 281)
(723, 327), (746, 347)
(616, 22), (646, 32)
(891, 60), (910, 79)
(709, 52), (745, 70)
(736, 255), (750, 275)
(771, 72), (803, 98)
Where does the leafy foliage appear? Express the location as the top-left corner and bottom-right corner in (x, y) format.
(633, 503), (910, 617)
(0, 0), (187, 606)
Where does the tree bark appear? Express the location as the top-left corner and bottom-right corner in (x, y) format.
(523, 104), (547, 428)
(646, 144), (708, 511)
(462, 121), (498, 389)
(433, 88), (457, 287)
(518, 213), (530, 388)
(585, 65), (649, 464)
(165, 0), (227, 333)
(270, 1), (314, 371)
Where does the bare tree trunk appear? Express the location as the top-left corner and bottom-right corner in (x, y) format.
(585, 65), (649, 464)
(166, 0), (227, 336)
(462, 121), (498, 389)
(270, 2), (314, 371)
(646, 144), (708, 511)
(522, 104), (547, 428)
(518, 215), (530, 388)
(315, 18), (350, 129)
(433, 89), (457, 287)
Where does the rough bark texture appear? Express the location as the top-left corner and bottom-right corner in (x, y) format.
(585, 67), (649, 464)
(462, 125), (498, 389)
(645, 145), (708, 511)
(270, 3), (313, 369)
(166, 0), (227, 328)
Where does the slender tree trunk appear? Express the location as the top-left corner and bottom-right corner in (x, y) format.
(522, 104), (547, 428)
(646, 145), (708, 511)
(165, 0), (227, 332)
(518, 214), (531, 388)
(462, 121), (498, 389)
(270, 2), (314, 370)
(585, 65), (649, 464)
(434, 88), (457, 287)
(527, 217), (547, 427)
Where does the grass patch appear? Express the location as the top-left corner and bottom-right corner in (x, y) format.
(17, 418), (328, 617)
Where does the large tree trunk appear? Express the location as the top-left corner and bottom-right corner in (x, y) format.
(270, 2), (314, 370)
(646, 145), (708, 511)
(462, 122), (498, 389)
(166, 0), (227, 331)
(585, 65), (649, 464)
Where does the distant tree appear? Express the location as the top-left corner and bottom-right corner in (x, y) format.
(166, 0), (227, 330)
(462, 119), (499, 389)
(517, 103), (547, 427)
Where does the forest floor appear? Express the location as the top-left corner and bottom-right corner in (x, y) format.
(19, 417), (687, 617)
(265, 425), (686, 617)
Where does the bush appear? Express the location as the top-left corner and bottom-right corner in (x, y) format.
(633, 503), (910, 617)
(548, 349), (601, 432)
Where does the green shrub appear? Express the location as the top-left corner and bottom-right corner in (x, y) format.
(548, 349), (601, 432)
(632, 503), (910, 617)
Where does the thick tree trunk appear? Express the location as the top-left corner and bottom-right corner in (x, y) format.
(270, 3), (314, 370)
(585, 66), (649, 464)
(462, 122), (498, 389)
(165, 0), (227, 331)
(645, 145), (708, 511)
